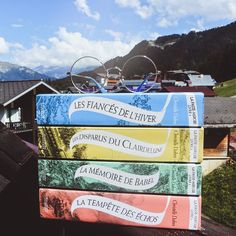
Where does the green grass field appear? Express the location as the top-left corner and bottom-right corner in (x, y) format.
(202, 159), (236, 228)
(214, 78), (236, 97)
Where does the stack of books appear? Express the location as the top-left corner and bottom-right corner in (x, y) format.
(36, 92), (204, 230)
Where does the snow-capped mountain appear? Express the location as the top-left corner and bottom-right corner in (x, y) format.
(34, 65), (97, 79)
(33, 65), (70, 79)
(0, 61), (52, 81)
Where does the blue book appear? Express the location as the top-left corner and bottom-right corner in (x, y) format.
(36, 92), (204, 127)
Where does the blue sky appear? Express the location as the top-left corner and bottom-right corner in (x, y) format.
(0, 0), (236, 69)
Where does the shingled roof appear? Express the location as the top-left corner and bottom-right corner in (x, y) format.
(0, 80), (59, 106)
(204, 97), (236, 127)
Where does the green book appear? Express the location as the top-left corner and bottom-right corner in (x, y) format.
(38, 159), (201, 195)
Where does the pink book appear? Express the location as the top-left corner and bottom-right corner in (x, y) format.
(39, 188), (201, 230)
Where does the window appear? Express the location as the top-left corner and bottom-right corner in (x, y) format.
(6, 107), (21, 122)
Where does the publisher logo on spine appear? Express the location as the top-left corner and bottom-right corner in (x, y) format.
(189, 128), (199, 162)
(186, 94), (198, 126)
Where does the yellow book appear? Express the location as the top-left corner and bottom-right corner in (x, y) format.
(38, 126), (203, 163)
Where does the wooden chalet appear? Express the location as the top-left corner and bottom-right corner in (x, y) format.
(162, 70), (217, 97)
(204, 97), (236, 155)
(164, 70), (217, 88)
(203, 97), (236, 175)
(0, 80), (59, 144)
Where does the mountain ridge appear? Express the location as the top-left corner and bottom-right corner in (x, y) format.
(1, 21), (236, 83)
(101, 21), (236, 82)
(0, 61), (52, 81)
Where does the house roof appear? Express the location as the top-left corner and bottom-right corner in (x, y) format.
(187, 74), (216, 87)
(162, 86), (216, 97)
(204, 97), (236, 127)
(0, 80), (59, 106)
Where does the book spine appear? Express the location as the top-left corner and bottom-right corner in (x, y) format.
(39, 188), (201, 230)
(38, 126), (203, 163)
(38, 159), (202, 195)
(36, 93), (204, 126)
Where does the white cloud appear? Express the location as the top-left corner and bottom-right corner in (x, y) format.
(157, 18), (176, 28)
(110, 15), (120, 25)
(115, 0), (140, 9)
(115, 0), (153, 19)
(190, 19), (206, 32)
(148, 32), (161, 40)
(115, 0), (236, 26)
(83, 24), (95, 31)
(105, 29), (123, 41)
(12, 27), (138, 68)
(9, 42), (24, 50)
(74, 0), (100, 20)
(104, 29), (145, 43)
(0, 37), (9, 54)
(0, 37), (23, 55)
(11, 23), (24, 28)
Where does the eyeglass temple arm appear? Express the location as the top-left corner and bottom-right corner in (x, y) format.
(136, 73), (154, 92)
(67, 72), (107, 93)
